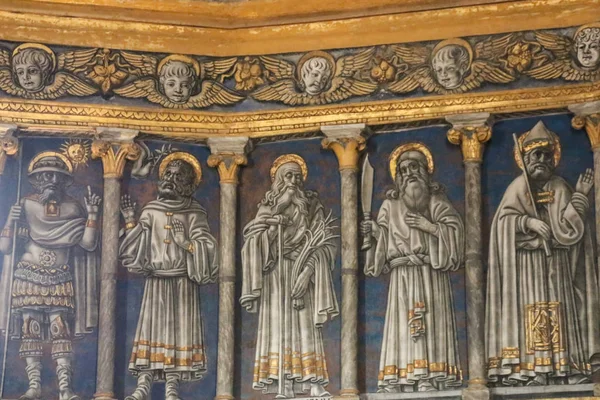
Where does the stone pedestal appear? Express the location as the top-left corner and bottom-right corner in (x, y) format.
(91, 128), (140, 400)
(322, 124), (366, 399)
(207, 136), (251, 400)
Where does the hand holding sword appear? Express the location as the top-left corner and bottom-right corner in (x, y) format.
(360, 155), (376, 250)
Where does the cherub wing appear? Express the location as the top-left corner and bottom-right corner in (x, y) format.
(335, 48), (375, 77)
(526, 59), (600, 81)
(259, 56), (295, 81)
(475, 33), (517, 60)
(202, 58), (238, 81)
(0, 48), (10, 67)
(387, 66), (439, 94)
(119, 51), (159, 76)
(57, 48), (99, 73)
(390, 44), (430, 66)
(459, 60), (516, 91)
(319, 77), (378, 104)
(534, 31), (573, 59)
(252, 79), (309, 106)
(186, 81), (245, 109)
(114, 77), (171, 106)
(0, 70), (97, 99)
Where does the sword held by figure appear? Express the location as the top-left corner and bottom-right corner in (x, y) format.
(361, 155), (374, 250)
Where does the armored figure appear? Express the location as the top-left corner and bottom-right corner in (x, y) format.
(0, 152), (101, 400)
(120, 152), (218, 400)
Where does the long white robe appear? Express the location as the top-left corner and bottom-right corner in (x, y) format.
(486, 175), (600, 385)
(120, 198), (218, 381)
(364, 192), (464, 392)
(241, 196), (339, 396)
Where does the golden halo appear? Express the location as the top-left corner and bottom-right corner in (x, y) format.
(13, 43), (57, 71)
(574, 22), (600, 40)
(296, 51), (336, 83)
(270, 154), (308, 182)
(389, 142), (434, 180)
(513, 131), (561, 170)
(431, 38), (474, 66)
(157, 55), (201, 78)
(28, 151), (73, 174)
(159, 151), (202, 187)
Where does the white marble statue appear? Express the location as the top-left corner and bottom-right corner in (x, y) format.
(119, 152), (218, 400)
(486, 121), (600, 385)
(360, 144), (464, 393)
(240, 154), (339, 398)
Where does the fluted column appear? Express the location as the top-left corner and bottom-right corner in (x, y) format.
(207, 137), (251, 400)
(0, 124), (18, 177)
(92, 128), (141, 400)
(322, 124), (366, 399)
(446, 113), (492, 400)
(570, 101), (600, 271)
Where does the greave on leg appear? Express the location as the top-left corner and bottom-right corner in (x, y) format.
(125, 372), (153, 400)
(19, 358), (42, 400)
(165, 373), (181, 400)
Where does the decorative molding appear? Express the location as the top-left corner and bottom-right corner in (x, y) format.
(1, 80), (600, 140)
(0, 1), (598, 57)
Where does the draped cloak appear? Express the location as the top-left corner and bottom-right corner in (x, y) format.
(241, 196), (339, 396)
(120, 197), (218, 381)
(0, 195), (98, 338)
(486, 175), (600, 384)
(364, 192), (464, 392)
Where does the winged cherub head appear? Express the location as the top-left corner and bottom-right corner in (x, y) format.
(431, 44), (471, 89)
(158, 59), (198, 103)
(574, 27), (600, 69)
(12, 46), (54, 92)
(300, 56), (333, 95)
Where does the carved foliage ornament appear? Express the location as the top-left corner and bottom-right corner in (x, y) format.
(0, 23), (596, 108)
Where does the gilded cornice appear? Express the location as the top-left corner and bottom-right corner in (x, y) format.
(3, 81), (599, 140)
(0, 0), (598, 57)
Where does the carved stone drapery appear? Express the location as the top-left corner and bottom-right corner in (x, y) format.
(446, 113), (492, 400)
(322, 124), (366, 398)
(92, 128), (140, 400)
(207, 137), (251, 400)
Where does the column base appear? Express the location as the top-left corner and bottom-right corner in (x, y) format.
(215, 395), (235, 400)
(462, 384), (490, 400)
(332, 396), (360, 400)
(93, 392), (117, 400)
(594, 383), (600, 397)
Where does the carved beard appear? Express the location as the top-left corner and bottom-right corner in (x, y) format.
(36, 184), (64, 205)
(400, 174), (430, 212)
(526, 160), (554, 182)
(272, 184), (310, 217)
(157, 179), (191, 201)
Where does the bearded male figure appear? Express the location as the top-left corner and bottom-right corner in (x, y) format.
(241, 155), (339, 398)
(0, 152), (100, 400)
(486, 121), (600, 386)
(119, 152), (218, 400)
(361, 144), (464, 393)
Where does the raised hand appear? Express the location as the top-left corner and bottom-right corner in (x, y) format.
(172, 218), (188, 248)
(120, 194), (136, 222)
(576, 168), (594, 196)
(85, 185), (102, 215)
(526, 217), (552, 240)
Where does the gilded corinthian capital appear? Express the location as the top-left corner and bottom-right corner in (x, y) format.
(570, 101), (600, 150)
(446, 113), (493, 163)
(91, 127), (141, 178)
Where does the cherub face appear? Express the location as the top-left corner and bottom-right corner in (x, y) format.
(14, 63), (45, 92)
(159, 60), (196, 103)
(575, 28), (600, 69)
(431, 45), (469, 89)
(300, 57), (332, 95)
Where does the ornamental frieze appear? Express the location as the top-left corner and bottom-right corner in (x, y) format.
(0, 23), (596, 111)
